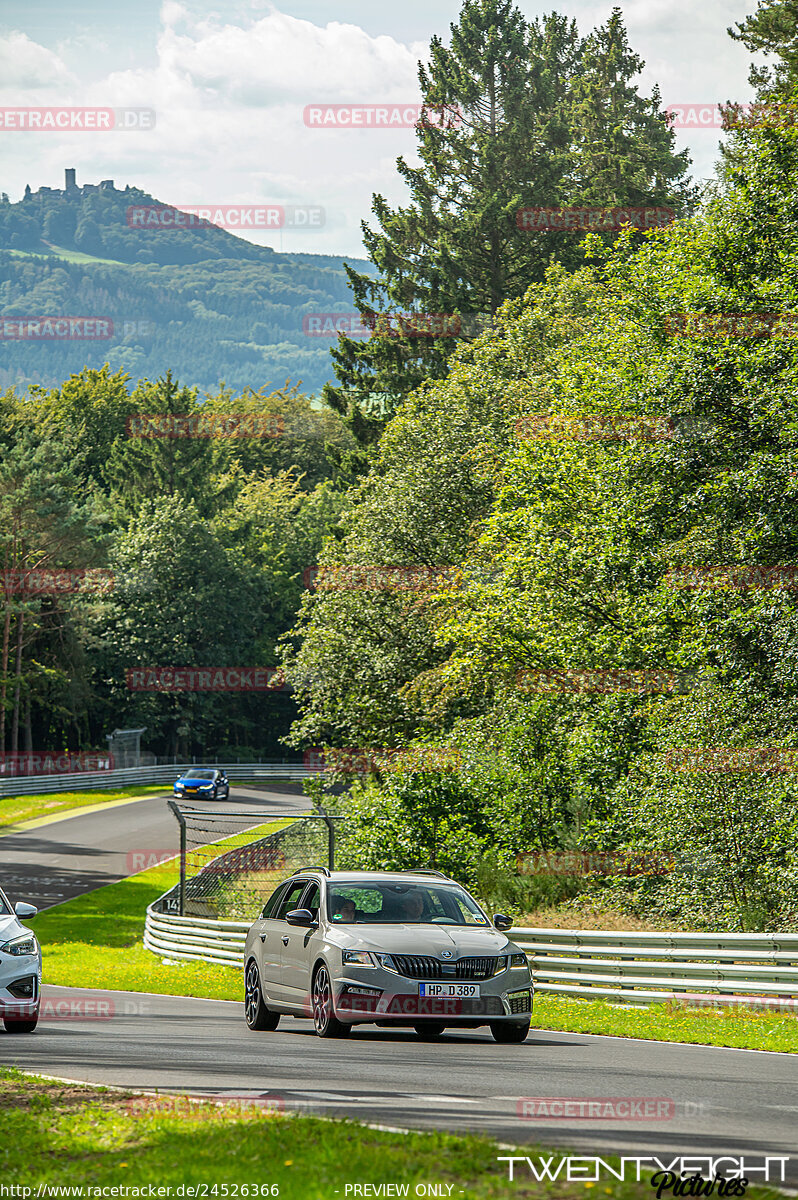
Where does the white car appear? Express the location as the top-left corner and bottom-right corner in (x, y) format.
(0, 886), (40, 1033)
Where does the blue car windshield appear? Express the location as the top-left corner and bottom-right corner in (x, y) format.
(327, 882), (489, 926)
(183, 770), (215, 779)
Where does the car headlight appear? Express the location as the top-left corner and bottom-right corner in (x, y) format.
(510, 952), (528, 968)
(199, 784), (213, 790)
(374, 953), (398, 973)
(1, 933), (38, 957)
(342, 950), (376, 967)
(175, 783), (184, 789)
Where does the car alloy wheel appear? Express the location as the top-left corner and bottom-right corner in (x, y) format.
(312, 965), (350, 1038)
(244, 959), (279, 1031)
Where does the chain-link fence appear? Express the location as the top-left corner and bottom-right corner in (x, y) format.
(154, 803), (340, 919)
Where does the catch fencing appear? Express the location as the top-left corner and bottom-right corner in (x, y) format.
(149, 803), (340, 920)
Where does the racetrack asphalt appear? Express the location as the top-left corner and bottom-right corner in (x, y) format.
(0, 783), (306, 910)
(1, 786), (796, 1184)
(4, 984), (798, 1184)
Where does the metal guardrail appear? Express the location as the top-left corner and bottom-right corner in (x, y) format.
(141, 908), (798, 1008)
(511, 927), (798, 1007)
(0, 762), (310, 797)
(144, 910), (250, 967)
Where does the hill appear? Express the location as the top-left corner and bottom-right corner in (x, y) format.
(0, 175), (372, 394)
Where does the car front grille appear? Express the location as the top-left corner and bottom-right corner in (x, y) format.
(508, 990), (532, 1014)
(390, 954), (502, 980)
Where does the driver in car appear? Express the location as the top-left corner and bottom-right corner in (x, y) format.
(332, 896), (356, 922)
(399, 890), (427, 921)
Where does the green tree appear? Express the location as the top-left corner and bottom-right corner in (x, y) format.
(323, 0), (582, 442)
(93, 496), (264, 757)
(568, 9), (697, 212)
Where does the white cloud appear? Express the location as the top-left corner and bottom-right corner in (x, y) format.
(0, 3), (767, 253)
(0, 31), (75, 90)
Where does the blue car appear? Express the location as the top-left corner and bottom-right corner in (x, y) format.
(173, 768), (230, 801)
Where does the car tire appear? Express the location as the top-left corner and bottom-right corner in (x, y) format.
(312, 965), (350, 1038)
(414, 1022), (445, 1038)
(244, 960), (280, 1031)
(490, 1020), (530, 1044)
(3, 1014), (38, 1034)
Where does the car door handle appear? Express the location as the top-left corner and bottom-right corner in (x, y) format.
(282, 936), (289, 946)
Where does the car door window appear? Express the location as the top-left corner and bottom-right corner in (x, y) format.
(302, 883), (320, 920)
(261, 883), (288, 919)
(275, 881), (308, 919)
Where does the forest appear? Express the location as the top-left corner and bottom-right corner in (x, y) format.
(4, 0), (798, 931)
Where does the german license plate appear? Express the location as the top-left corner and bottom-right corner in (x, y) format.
(418, 983), (480, 998)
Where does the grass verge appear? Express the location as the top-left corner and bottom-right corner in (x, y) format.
(32, 865), (798, 1051)
(1, 1069), (784, 1198)
(0, 786), (168, 831)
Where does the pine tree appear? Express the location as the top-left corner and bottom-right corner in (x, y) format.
(567, 8), (697, 213)
(729, 0), (798, 91)
(323, 0), (696, 443)
(322, 0), (581, 443)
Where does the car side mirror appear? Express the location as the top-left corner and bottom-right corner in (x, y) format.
(14, 902), (37, 919)
(285, 908), (316, 927)
(493, 913), (512, 931)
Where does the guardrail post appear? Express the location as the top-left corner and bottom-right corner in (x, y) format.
(168, 800), (187, 916)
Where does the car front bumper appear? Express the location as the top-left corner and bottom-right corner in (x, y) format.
(331, 963), (533, 1025)
(0, 952), (42, 1018)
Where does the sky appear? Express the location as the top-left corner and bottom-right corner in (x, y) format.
(0, 0), (760, 258)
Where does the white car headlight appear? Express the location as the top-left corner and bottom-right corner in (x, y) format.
(342, 950), (376, 967)
(510, 952), (528, 968)
(374, 953), (398, 973)
(1, 933), (38, 957)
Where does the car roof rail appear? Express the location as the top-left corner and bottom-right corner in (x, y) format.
(401, 868), (449, 878)
(289, 866), (331, 877)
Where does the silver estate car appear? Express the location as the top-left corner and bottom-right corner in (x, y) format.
(243, 869), (533, 1042)
(0, 886), (40, 1033)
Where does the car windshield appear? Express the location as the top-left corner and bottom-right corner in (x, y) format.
(0, 889), (10, 915)
(327, 882), (489, 926)
(183, 769), (214, 779)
